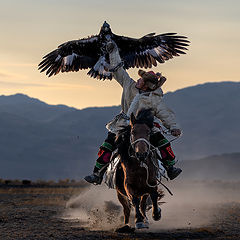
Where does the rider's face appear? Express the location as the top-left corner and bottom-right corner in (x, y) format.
(136, 78), (146, 90)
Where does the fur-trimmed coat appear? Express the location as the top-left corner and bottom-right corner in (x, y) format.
(109, 47), (180, 131)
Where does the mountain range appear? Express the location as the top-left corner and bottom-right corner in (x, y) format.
(0, 81), (239, 180)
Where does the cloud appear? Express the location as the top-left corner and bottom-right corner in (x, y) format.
(0, 70), (28, 80)
(0, 72), (12, 78)
(0, 80), (93, 90)
(0, 63), (36, 67)
(0, 80), (47, 88)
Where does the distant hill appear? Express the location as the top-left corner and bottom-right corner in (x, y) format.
(0, 81), (239, 179)
(164, 82), (240, 160)
(0, 94), (120, 179)
(0, 93), (76, 122)
(179, 152), (240, 181)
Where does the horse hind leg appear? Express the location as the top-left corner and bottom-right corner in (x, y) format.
(150, 190), (161, 221)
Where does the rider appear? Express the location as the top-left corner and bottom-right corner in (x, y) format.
(84, 41), (182, 184)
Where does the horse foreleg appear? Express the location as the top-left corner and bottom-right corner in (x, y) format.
(117, 191), (131, 225)
(150, 190), (161, 221)
(132, 196), (148, 229)
(140, 194), (149, 228)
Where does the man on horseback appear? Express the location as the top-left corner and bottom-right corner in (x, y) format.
(84, 41), (182, 184)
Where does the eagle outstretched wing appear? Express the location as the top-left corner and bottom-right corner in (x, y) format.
(39, 22), (190, 79)
(38, 35), (100, 77)
(112, 33), (189, 69)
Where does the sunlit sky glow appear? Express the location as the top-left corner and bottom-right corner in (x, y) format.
(0, 0), (239, 109)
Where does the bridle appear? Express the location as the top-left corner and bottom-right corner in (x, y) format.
(129, 136), (152, 161)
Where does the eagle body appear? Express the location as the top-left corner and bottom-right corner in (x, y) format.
(38, 21), (190, 80)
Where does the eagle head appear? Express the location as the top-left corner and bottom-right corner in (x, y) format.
(100, 21), (112, 35)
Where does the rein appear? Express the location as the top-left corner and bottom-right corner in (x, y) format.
(141, 161), (173, 196)
(128, 135), (173, 195)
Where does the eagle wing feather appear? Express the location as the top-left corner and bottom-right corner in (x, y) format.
(112, 33), (189, 69)
(38, 36), (100, 77)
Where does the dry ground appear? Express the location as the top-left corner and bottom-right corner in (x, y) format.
(0, 181), (240, 240)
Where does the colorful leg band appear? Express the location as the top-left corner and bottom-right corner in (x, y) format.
(164, 159), (175, 167)
(95, 161), (107, 170)
(101, 142), (114, 152)
(157, 138), (169, 147)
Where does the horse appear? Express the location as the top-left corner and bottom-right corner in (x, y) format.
(114, 108), (164, 232)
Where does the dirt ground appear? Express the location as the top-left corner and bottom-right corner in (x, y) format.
(0, 181), (240, 240)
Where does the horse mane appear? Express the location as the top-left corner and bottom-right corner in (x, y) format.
(115, 125), (131, 149)
(135, 108), (154, 129)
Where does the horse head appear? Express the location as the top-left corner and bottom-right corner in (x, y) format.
(130, 109), (154, 161)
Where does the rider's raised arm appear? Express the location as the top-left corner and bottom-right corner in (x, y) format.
(108, 42), (134, 89)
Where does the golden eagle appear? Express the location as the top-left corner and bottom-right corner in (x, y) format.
(38, 21), (190, 80)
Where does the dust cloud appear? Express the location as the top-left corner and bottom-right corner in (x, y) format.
(64, 185), (122, 230)
(63, 180), (240, 231)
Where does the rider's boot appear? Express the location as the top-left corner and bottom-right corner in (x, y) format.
(159, 146), (182, 180)
(84, 163), (107, 185)
(163, 161), (182, 180)
(84, 140), (114, 185)
(151, 132), (182, 180)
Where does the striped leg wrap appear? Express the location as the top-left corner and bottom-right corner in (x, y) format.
(101, 141), (114, 152)
(95, 161), (107, 170)
(157, 139), (176, 167)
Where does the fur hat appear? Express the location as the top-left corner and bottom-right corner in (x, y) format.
(138, 69), (166, 90)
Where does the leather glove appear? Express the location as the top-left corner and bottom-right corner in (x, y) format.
(171, 129), (182, 137)
(106, 41), (117, 53)
(160, 76), (167, 82)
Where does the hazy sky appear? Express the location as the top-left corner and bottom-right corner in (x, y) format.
(0, 0), (239, 109)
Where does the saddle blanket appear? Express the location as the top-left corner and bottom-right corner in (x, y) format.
(105, 154), (120, 189)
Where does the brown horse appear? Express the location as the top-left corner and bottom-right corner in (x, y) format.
(115, 109), (164, 232)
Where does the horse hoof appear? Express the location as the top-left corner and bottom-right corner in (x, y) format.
(115, 225), (135, 233)
(135, 222), (149, 229)
(144, 218), (149, 228)
(152, 207), (161, 221)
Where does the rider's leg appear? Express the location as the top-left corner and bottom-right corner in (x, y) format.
(84, 132), (116, 184)
(150, 131), (182, 180)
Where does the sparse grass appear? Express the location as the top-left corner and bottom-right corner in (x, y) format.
(0, 186), (86, 195)
(194, 227), (218, 234)
(0, 178), (88, 187)
(17, 196), (66, 206)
